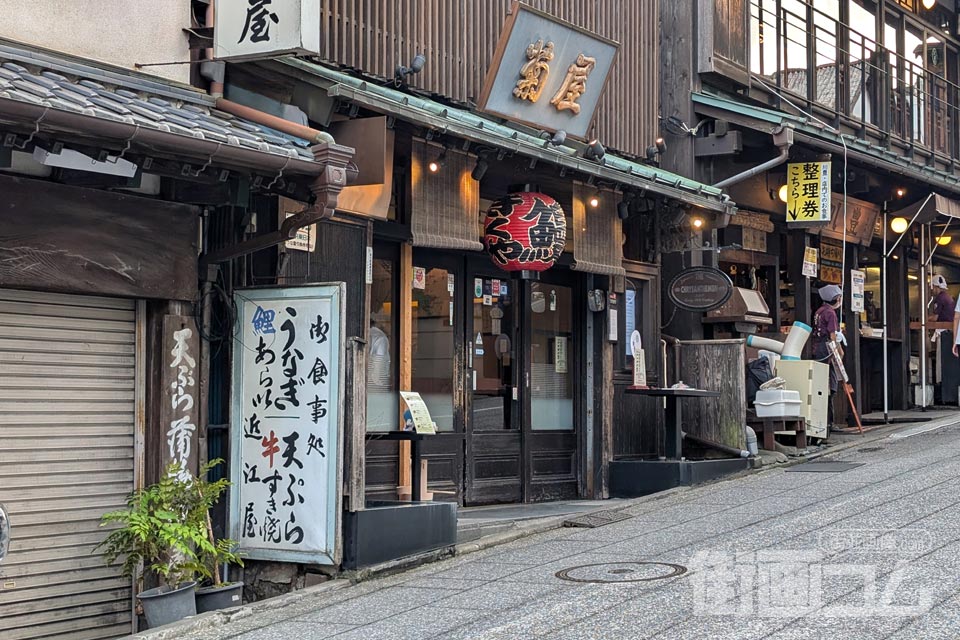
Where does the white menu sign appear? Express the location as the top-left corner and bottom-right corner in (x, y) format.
(230, 285), (344, 564)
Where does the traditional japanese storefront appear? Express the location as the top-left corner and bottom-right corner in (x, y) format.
(0, 42), (352, 638)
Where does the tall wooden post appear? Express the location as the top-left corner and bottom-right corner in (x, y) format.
(398, 243), (413, 492)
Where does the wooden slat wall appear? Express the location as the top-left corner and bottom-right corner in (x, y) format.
(319, 0), (658, 157)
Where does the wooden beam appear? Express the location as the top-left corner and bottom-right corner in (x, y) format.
(398, 243), (413, 492)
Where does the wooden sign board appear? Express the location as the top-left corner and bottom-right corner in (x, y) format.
(160, 316), (201, 482)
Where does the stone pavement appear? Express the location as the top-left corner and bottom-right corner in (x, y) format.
(143, 415), (960, 640)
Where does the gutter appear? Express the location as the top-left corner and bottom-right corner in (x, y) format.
(0, 96), (325, 176)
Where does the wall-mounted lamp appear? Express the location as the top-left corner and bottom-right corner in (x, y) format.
(396, 53), (426, 83)
(690, 215), (705, 230)
(428, 149), (446, 173)
(589, 191), (600, 208)
(645, 137), (667, 161)
(584, 139), (605, 162)
(922, 0), (936, 9)
(471, 156), (488, 181)
(895, 187), (907, 198)
(891, 217), (909, 234)
(541, 130), (567, 147)
(778, 184), (788, 203)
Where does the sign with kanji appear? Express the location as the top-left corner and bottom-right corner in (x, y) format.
(786, 161), (832, 224)
(214, 0), (320, 61)
(161, 316), (200, 483)
(230, 284), (344, 564)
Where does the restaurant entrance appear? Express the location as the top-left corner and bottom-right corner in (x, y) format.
(411, 251), (581, 505)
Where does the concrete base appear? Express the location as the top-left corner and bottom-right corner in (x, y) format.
(342, 501), (457, 569)
(609, 458), (751, 497)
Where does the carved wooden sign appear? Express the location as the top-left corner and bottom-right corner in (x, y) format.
(160, 316), (201, 482)
(478, 1), (619, 139)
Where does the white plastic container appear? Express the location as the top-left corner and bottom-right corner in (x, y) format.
(754, 389), (802, 418)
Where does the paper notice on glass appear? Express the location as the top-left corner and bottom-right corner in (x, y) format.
(447, 273), (455, 296)
(631, 330), (647, 387)
(555, 336), (568, 373)
(802, 247), (818, 278)
(400, 391), (436, 434)
(851, 269), (865, 313)
(413, 266), (426, 289)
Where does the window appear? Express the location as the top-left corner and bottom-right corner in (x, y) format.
(412, 266), (456, 431)
(366, 246), (399, 432)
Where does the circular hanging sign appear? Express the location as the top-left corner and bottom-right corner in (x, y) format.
(667, 267), (734, 312)
(483, 192), (566, 272)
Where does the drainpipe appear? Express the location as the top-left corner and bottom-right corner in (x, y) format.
(712, 127), (794, 190)
(214, 98), (335, 145)
(201, 2), (224, 98)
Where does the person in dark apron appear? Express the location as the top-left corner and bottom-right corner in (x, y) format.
(813, 284), (843, 431)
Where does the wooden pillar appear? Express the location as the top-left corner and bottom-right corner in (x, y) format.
(398, 243), (413, 491)
(843, 243), (862, 416)
(787, 233), (813, 356)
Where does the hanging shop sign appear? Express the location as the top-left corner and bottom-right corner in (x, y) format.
(230, 284), (344, 565)
(667, 267), (734, 313)
(477, 2), (619, 139)
(214, 0), (321, 61)
(820, 195), (880, 246)
(483, 192), (566, 272)
(786, 161), (831, 224)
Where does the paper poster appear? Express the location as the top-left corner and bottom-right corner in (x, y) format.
(365, 247), (373, 285)
(483, 294), (492, 306)
(631, 331), (647, 387)
(851, 269), (865, 313)
(608, 308), (618, 341)
(400, 391), (436, 434)
(475, 331), (484, 355)
(492, 279), (501, 296)
(501, 283), (509, 296)
(413, 266), (426, 289)
(231, 285), (343, 565)
(802, 247), (818, 278)
(555, 336), (568, 373)
(474, 278), (483, 298)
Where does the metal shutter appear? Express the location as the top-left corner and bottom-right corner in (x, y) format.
(0, 289), (138, 640)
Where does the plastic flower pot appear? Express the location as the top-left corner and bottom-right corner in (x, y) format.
(195, 581), (244, 613)
(138, 581), (197, 628)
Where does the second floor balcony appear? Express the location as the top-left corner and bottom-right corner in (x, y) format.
(703, 0), (960, 165)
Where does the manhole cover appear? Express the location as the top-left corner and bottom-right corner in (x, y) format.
(555, 562), (687, 584)
(786, 462), (865, 473)
(563, 509), (633, 529)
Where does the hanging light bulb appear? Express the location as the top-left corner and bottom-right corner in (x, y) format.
(891, 217), (909, 234)
(922, 0), (936, 10)
(938, 235), (952, 246)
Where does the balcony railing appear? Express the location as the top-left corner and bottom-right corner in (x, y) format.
(747, 0), (960, 160)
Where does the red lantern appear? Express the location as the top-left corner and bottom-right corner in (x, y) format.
(483, 192), (566, 272)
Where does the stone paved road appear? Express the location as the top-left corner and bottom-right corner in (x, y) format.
(170, 421), (960, 640)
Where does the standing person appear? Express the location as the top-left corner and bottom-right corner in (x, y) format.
(930, 275), (955, 323)
(813, 284), (843, 431)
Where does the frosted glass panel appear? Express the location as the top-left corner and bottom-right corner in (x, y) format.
(530, 283), (574, 431)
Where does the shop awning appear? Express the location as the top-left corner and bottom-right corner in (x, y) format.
(892, 193), (960, 225)
(268, 58), (737, 216)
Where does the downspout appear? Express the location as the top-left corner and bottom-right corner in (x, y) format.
(712, 127), (794, 189)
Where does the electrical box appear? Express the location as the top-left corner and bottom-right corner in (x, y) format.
(775, 360), (830, 439)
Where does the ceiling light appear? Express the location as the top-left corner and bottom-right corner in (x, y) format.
(896, 187), (907, 198)
(891, 217), (909, 234)
(778, 184), (788, 203)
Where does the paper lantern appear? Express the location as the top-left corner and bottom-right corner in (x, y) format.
(483, 192), (566, 272)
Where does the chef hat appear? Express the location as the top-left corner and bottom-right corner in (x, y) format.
(818, 284), (842, 302)
(932, 274), (948, 289)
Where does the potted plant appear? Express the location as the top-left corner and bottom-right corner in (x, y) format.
(96, 462), (214, 629)
(192, 461), (245, 613)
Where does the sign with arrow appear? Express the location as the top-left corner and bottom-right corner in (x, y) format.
(786, 161), (831, 224)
